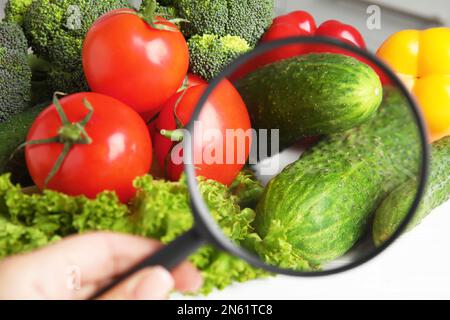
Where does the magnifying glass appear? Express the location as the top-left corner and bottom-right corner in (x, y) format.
(91, 36), (429, 298)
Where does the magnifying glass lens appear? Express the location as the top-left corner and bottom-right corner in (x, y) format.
(178, 38), (426, 275)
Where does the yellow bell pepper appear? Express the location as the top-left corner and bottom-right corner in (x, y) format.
(377, 28), (450, 142)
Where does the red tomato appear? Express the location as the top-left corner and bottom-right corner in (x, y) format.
(142, 73), (207, 123)
(82, 9), (189, 119)
(25, 92), (152, 203)
(186, 73), (208, 87)
(144, 73), (208, 132)
(153, 80), (251, 185)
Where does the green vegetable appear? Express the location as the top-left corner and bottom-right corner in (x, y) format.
(28, 54), (53, 105)
(253, 88), (421, 271)
(0, 103), (48, 175)
(0, 215), (59, 258)
(373, 136), (450, 246)
(0, 22), (32, 122)
(155, 2), (178, 20)
(23, 0), (131, 94)
(175, 0), (274, 45)
(46, 63), (89, 94)
(235, 53), (383, 149)
(188, 34), (251, 81)
(0, 171), (267, 295)
(4, 0), (33, 27)
(229, 168), (265, 210)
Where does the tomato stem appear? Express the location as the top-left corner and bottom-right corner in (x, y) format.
(160, 129), (184, 142)
(138, 0), (181, 32)
(141, 0), (156, 24)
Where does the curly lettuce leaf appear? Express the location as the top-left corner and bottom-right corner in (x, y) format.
(0, 173), (268, 295)
(131, 175), (269, 294)
(0, 215), (60, 258)
(229, 169), (264, 210)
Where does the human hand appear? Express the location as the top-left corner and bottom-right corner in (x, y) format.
(0, 232), (203, 300)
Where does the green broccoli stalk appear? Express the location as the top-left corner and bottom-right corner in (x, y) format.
(176, 0), (274, 45)
(0, 171), (267, 295)
(0, 22), (32, 123)
(23, 0), (131, 94)
(28, 54), (53, 105)
(4, 0), (34, 27)
(188, 34), (251, 81)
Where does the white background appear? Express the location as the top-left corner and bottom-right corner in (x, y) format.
(1, 0), (449, 300)
(176, 203), (449, 300)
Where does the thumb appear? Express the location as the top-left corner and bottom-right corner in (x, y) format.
(98, 266), (175, 300)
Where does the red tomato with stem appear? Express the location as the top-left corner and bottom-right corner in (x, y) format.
(153, 80), (251, 185)
(25, 92), (152, 203)
(82, 8), (189, 119)
(147, 73), (207, 134)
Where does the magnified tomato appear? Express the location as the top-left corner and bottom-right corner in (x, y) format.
(25, 92), (152, 203)
(153, 80), (251, 185)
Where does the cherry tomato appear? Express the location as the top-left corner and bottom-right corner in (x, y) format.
(153, 80), (251, 185)
(82, 9), (189, 119)
(25, 92), (152, 203)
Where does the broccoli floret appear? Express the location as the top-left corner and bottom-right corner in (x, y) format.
(24, 0), (131, 69)
(4, 0), (33, 27)
(188, 34), (251, 81)
(23, 0), (130, 94)
(0, 22), (32, 122)
(176, 0), (274, 45)
(47, 64), (89, 94)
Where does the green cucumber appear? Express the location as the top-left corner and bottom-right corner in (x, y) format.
(373, 136), (450, 246)
(253, 88), (421, 270)
(0, 102), (48, 177)
(234, 53), (383, 149)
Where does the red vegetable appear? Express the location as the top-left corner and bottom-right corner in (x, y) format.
(25, 93), (152, 203)
(153, 80), (251, 185)
(315, 20), (366, 48)
(232, 11), (375, 80)
(147, 73), (207, 134)
(82, 6), (189, 119)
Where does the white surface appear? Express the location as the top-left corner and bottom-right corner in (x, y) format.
(174, 201), (449, 300)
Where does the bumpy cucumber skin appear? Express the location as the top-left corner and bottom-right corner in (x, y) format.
(0, 102), (48, 172)
(373, 136), (450, 246)
(235, 53), (383, 149)
(255, 88), (421, 270)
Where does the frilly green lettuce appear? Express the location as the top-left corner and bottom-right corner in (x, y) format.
(0, 171), (268, 295)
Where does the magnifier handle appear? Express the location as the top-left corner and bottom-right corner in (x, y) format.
(89, 228), (205, 300)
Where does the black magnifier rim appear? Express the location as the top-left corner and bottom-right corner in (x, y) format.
(184, 36), (430, 277)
